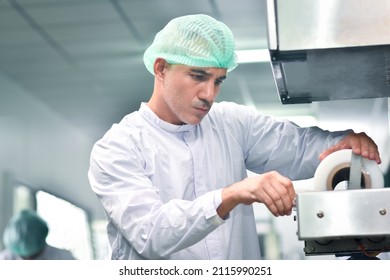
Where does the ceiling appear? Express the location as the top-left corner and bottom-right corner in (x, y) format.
(0, 0), (314, 143)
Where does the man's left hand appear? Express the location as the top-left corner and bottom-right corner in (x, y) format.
(319, 131), (381, 164)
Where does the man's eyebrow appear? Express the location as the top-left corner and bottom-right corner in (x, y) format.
(190, 69), (211, 76)
(189, 68), (227, 80)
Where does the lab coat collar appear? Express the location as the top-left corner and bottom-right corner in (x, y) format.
(139, 103), (195, 133)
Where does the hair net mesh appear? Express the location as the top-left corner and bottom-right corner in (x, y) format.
(3, 209), (49, 257)
(143, 14), (237, 75)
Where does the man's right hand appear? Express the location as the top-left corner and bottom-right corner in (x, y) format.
(217, 171), (295, 219)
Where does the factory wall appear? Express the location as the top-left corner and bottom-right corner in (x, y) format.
(0, 72), (105, 250)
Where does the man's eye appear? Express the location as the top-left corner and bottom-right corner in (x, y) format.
(191, 74), (205, 81)
(215, 79), (223, 85)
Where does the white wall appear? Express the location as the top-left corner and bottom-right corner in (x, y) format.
(0, 72), (105, 245)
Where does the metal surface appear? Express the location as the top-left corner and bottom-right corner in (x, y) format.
(296, 187), (390, 256)
(266, 0), (390, 104)
(269, 46), (390, 104)
(296, 188), (390, 240)
(271, 0), (390, 51)
(303, 237), (390, 256)
(349, 153), (362, 189)
(265, 0), (277, 50)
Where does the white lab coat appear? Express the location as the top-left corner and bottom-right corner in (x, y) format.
(88, 101), (348, 260)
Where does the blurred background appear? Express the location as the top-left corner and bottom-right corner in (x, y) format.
(0, 0), (389, 260)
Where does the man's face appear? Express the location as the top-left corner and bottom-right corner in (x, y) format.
(161, 64), (227, 125)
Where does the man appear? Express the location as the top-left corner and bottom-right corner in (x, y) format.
(0, 209), (76, 260)
(88, 14), (380, 260)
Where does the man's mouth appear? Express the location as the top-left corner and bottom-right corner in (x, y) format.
(194, 107), (208, 112)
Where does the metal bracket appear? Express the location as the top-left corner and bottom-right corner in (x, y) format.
(349, 152), (362, 189)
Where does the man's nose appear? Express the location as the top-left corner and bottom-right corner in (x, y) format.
(199, 82), (216, 102)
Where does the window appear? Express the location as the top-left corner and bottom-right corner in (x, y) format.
(35, 190), (94, 260)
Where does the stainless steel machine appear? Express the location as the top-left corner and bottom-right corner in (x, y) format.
(295, 152), (390, 259)
(266, 0), (390, 259)
(266, 0), (390, 104)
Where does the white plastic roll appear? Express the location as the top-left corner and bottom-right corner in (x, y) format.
(312, 149), (384, 191)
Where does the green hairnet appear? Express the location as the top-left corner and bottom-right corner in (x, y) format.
(3, 209), (48, 257)
(143, 14), (238, 75)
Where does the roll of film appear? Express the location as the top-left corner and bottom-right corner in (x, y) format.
(312, 149), (384, 191)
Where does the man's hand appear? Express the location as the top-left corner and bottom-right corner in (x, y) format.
(319, 132), (381, 164)
(217, 171), (295, 218)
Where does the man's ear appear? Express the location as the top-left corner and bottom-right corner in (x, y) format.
(154, 58), (168, 79)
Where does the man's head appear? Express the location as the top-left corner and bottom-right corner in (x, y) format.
(143, 14), (237, 75)
(3, 209), (49, 259)
(144, 14), (237, 125)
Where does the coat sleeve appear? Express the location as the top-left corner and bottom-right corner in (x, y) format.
(217, 102), (351, 180)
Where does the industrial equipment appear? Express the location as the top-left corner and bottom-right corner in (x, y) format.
(266, 0), (390, 259)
